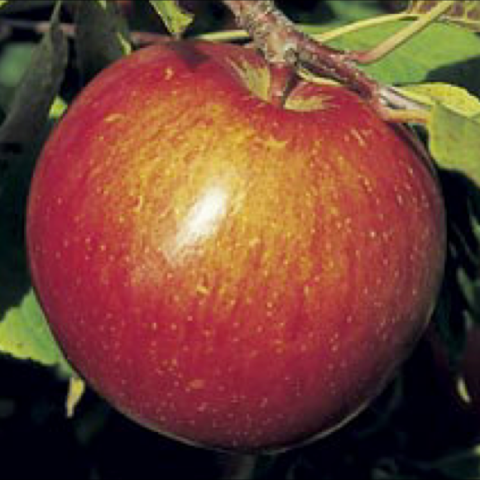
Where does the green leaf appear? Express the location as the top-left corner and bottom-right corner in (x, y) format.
(407, 1), (480, 32)
(66, 375), (86, 417)
(149, 0), (194, 38)
(0, 43), (36, 90)
(0, 2), (68, 184)
(430, 168), (480, 363)
(326, 0), (382, 22)
(324, 22), (480, 97)
(432, 444), (480, 479)
(49, 95), (67, 120)
(0, 289), (83, 413)
(399, 83), (480, 117)
(73, 0), (131, 83)
(0, 152), (32, 319)
(0, 43), (36, 114)
(0, 290), (72, 373)
(0, 1), (8, 9)
(428, 102), (480, 185)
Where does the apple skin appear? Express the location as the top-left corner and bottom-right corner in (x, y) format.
(26, 40), (446, 452)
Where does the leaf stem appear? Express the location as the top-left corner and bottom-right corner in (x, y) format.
(313, 12), (410, 43)
(197, 12), (412, 44)
(196, 28), (248, 42)
(351, 1), (456, 64)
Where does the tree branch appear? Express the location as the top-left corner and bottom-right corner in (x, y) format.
(221, 0), (429, 123)
(222, 0), (379, 100)
(0, 18), (172, 47)
(1, 3), (431, 124)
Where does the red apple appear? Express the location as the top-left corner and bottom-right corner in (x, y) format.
(26, 40), (446, 452)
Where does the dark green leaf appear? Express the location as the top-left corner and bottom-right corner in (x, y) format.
(431, 168), (480, 364)
(0, 149), (32, 319)
(0, 43), (35, 114)
(73, 0), (131, 83)
(0, 43), (35, 89)
(0, 2), (67, 183)
(326, 0), (383, 23)
(432, 444), (480, 479)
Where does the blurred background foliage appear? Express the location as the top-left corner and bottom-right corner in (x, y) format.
(1, 1), (480, 479)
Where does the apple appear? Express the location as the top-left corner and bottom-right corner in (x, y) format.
(26, 40), (446, 452)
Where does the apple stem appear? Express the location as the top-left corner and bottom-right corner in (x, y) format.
(220, 0), (438, 124)
(222, 0), (378, 101)
(268, 64), (301, 108)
